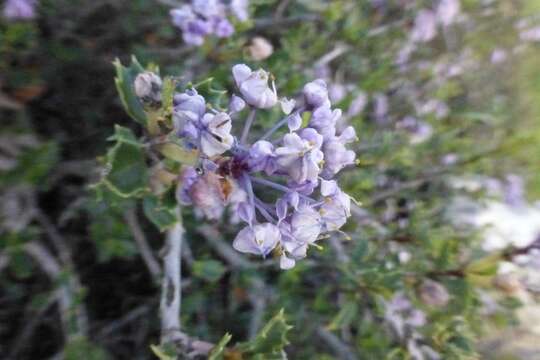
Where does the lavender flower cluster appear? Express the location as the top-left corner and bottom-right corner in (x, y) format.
(173, 65), (357, 269)
(170, 0), (248, 46)
(3, 0), (36, 20)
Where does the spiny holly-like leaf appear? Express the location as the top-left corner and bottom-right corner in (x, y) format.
(208, 333), (232, 360)
(236, 309), (292, 358)
(102, 126), (148, 198)
(143, 195), (178, 231)
(114, 56), (148, 126)
(107, 124), (142, 147)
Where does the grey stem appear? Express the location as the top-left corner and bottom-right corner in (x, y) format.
(124, 208), (162, 282)
(160, 209), (184, 345)
(159, 210), (216, 358)
(240, 108), (257, 144)
(316, 327), (358, 360)
(260, 117), (288, 141)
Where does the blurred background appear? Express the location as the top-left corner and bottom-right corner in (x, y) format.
(1, 0), (540, 359)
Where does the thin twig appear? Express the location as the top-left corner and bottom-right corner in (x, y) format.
(155, 0), (183, 7)
(124, 208), (162, 282)
(32, 209), (89, 337)
(274, 0), (292, 19)
(253, 15), (320, 31)
(329, 237), (350, 263)
(96, 303), (152, 340)
(315, 43), (351, 68)
(7, 292), (57, 359)
(0, 251), (10, 274)
(198, 225), (256, 269)
(23, 241), (87, 340)
(316, 327), (357, 360)
(248, 278), (267, 339)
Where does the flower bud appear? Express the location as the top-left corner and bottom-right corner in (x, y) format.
(419, 280), (450, 307)
(303, 79), (330, 109)
(248, 36), (274, 61)
(493, 273), (523, 295)
(232, 64), (278, 109)
(229, 95), (246, 113)
(134, 71), (163, 106)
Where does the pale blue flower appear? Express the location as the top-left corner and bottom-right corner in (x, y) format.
(3, 0), (36, 20)
(232, 64), (278, 109)
(275, 128), (324, 184)
(233, 222), (281, 256)
(199, 112), (234, 157)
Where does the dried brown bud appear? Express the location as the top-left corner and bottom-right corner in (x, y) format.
(419, 279), (450, 307)
(134, 71), (162, 106)
(248, 37), (274, 61)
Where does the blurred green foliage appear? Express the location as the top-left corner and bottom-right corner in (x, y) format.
(1, 0), (540, 359)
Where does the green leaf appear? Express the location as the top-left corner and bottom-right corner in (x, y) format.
(158, 142), (199, 166)
(114, 56), (148, 126)
(208, 333), (232, 360)
(236, 309), (292, 358)
(465, 253), (500, 276)
(161, 77), (176, 111)
(103, 128), (148, 197)
(192, 260), (226, 283)
(143, 195), (178, 231)
(326, 301), (358, 331)
(150, 344), (175, 360)
(65, 337), (109, 360)
(1, 141), (59, 188)
(107, 125), (143, 147)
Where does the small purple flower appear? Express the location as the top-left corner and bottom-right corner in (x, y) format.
(347, 92), (368, 117)
(233, 222), (281, 256)
(321, 127), (357, 178)
(185, 171), (227, 220)
(280, 98), (296, 115)
(291, 205), (322, 244)
(229, 95), (246, 113)
(490, 48), (508, 64)
(279, 253), (296, 270)
(275, 128), (324, 184)
(232, 64), (278, 109)
(505, 174), (525, 207)
(248, 140), (276, 175)
(173, 89), (207, 131)
(411, 10), (438, 43)
(309, 106), (342, 140)
(170, 0), (247, 46)
(213, 17), (234, 38)
(192, 0), (222, 18)
(303, 79), (331, 109)
(436, 0), (460, 27)
(374, 93), (389, 123)
(319, 180), (351, 231)
(3, 0), (36, 20)
(230, 0), (249, 22)
(279, 221), (307, 255)
(177, 167), (199, 205)
(199, 112), (234, 157)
